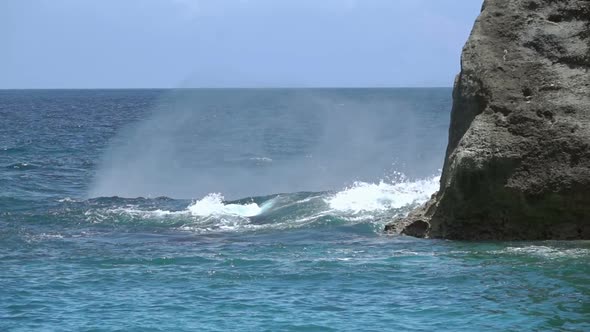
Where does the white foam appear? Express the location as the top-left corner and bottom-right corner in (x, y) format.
(326, 175), (440, 213)
(89, 194), (271, 224)
(496, 246), (590, 259)
(249, 157), (273, 163)
(58, 197), (77, 203)
(187, 193), (262, 217)
(82, 175), (441, 234)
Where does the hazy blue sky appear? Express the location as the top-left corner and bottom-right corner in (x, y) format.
(2, 0), (482, 88)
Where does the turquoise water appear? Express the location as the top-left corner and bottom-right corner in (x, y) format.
(1, 89), (589, 331)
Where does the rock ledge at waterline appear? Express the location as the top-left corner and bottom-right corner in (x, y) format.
(385, 0), (590, 240)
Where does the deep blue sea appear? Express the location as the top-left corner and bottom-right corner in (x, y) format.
(1, 89), (589, 331)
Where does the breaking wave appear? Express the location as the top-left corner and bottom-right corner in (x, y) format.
(326, 175), (439, 213)
(187, 193), (266, 217)
(36, 174), (441, 236)
(85, 176), (440, 232)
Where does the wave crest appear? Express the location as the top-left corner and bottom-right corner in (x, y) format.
(187, 193), (262, 217)
(49, 174), (442, 235)
(326, 175), (439, 214)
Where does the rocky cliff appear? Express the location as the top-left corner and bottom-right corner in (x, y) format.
(386, 0), (590, 240)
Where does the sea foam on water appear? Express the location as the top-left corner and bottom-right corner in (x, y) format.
(187, 193), (262, 217)
(326, 175), (440, 214)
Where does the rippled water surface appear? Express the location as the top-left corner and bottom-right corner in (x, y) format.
(1, 89), (589, 331)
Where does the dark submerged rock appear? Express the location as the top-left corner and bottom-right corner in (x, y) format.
(386, 0), (590, 240)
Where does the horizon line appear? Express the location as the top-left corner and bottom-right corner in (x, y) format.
(0, 86), (454, 91)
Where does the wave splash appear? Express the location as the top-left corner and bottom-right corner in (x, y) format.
(164, 174), (440, 222)
(73, 174), (441, 234)
(326, 175), (439, 214)
(187, 193), (263, 217)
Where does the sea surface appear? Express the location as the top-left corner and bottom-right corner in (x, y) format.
(1, 89), (589, 331)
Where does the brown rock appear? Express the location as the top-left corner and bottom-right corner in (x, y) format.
(386, 0), (590, 240)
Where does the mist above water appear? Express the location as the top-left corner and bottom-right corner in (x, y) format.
(89, 89), (449, 200)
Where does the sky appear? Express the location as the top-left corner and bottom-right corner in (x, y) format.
(1, 0), (483, 89)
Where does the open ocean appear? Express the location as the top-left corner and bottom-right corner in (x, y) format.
(1, 89), (589, 331)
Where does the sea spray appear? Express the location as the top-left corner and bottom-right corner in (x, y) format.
(79, 174), (441, 235)
(89, 89), (448, 199)
(187, 193), (262, 217)
(326, 175), (440, 213)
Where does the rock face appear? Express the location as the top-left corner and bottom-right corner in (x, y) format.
(386, 0), (590, 240)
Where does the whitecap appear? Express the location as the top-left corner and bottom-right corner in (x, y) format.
(249, 157), (273, 163)
(187, 193), (262, 217)
(496, 246), (590, 259)
(58, 197), (77, 203)
(326, 175), (440, 213)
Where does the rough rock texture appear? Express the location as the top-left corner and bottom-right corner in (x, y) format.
(386, 0), (590, 240)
